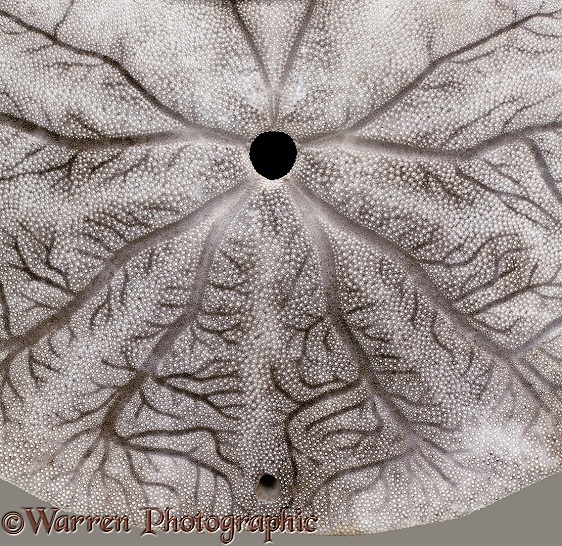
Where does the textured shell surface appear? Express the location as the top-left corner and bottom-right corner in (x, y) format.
(1, 0), (562, 537)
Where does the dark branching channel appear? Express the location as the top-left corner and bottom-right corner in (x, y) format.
(0, 0), (561, 537)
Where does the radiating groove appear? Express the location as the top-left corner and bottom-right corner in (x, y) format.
(0, 9), (247, 145)
(0, 112), (221, 150)
(290, 181), (556, 407)
(290, 181), (512, 363)
(274, 0), (316, 125)
(288, 182), (420, 439)
(301, 121), (562, 161)
(340, 9), (562, 137)
(138, 183), (253, 375)
(229, 1), (273, 126)
(0, 181), (253, 365)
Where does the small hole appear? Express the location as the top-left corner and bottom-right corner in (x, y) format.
(255, 473), (281, 502)
(249, 131), (297, 180)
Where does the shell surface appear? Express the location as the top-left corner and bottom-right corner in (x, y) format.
(0, 0), (562, 535)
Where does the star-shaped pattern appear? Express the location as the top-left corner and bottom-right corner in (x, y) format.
(0, 0), (562, 535)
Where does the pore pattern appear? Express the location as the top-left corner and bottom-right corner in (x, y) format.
(1, 0), (562, 535)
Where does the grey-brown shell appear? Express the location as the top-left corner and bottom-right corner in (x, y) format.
(0, 0), (562, 535)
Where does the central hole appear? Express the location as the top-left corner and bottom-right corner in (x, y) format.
(255, 473), (281, 502)
(249, 131), (297, 180)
